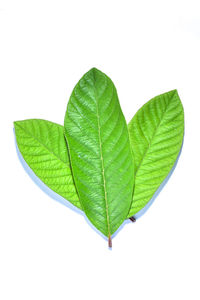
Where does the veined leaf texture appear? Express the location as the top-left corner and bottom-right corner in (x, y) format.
(14, 119), (81, 209)
(14, 93), (184, 220)
(64, 68), (134, 240)
(14, 68), (184, 247)
(127, 90), (184, 217)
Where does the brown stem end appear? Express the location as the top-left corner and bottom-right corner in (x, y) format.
(129, 216), (136, 222)
(108, 235), (112, 248)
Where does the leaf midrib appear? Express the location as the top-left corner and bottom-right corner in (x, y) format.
(93, 76), (111, 237)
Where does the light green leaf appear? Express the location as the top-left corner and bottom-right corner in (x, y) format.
(64, 68), (134, 241)
(127, 90), (184, 218)
(14, 119), (81, 209)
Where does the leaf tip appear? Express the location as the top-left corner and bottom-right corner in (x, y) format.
(89, 67), (99, 72)
(88, 67), (104, 77)
(13, 120), (19, 130)
(169, 89), (179, 97)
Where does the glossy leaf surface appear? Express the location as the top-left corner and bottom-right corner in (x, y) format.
(14, 119), (81, 209)
(64, 68), (134, 238)
(127, 90), (184, 217)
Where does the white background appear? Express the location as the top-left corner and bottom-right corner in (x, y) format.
(0, 0), (200, 299)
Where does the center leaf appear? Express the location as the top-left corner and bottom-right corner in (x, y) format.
(64, 68), (134, 245)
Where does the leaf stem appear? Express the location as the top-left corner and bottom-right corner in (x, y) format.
(108, 235), (112, 248)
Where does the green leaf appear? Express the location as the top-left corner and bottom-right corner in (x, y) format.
(127, 90), (184, 218)
(64, 68), (134, 240)
(14, 119), (81, 209)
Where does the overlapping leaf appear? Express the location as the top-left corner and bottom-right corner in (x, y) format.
(14, 69), (185, 248)
(127, 90), (184, 218)
(14, 119), (81, 209)
(64, 68), (134, 239)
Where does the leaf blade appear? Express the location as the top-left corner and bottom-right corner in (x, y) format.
(127, 90), (184, 217)
(14, 119), (81, 209)
(64, 68), (134, 237)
